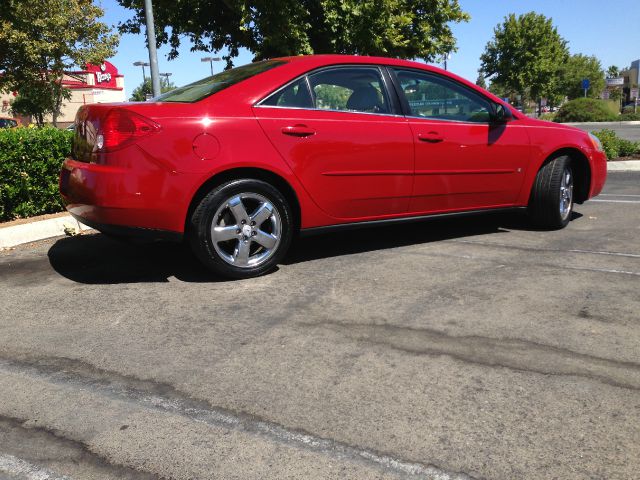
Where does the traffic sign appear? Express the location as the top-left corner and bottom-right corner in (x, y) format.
(582, 78), (590, 90)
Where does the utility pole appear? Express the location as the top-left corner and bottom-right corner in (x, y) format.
(143, 0), (161, 97)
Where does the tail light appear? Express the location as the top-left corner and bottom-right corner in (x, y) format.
(97, 108), (160, 152)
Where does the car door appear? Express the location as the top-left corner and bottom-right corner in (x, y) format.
(253, 66), (414, 220)
(391, 68), (530, 213)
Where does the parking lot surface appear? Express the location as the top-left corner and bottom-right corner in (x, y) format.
(570, 122), (640, 142)
(1, 172), (639, 480)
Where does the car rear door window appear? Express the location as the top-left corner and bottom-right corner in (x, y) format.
(393, 68), (491, 123)
(260, 78), (313, 108)
(307, 67), (390, 114)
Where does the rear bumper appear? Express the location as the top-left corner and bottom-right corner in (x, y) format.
(60, 158), (187, 237)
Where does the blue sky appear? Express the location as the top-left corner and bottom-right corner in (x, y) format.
(100, 0), (640, 97)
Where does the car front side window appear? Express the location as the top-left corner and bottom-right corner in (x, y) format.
(393, 68), (492, 123)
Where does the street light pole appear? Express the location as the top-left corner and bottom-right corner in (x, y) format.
(443, 53), (451, 71)
(133, 61), (149, 83)
(201, 56), (221, 76)
(143, 0), (161, 97)
(159, 72), (172, 88)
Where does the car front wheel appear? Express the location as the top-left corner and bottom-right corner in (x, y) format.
(528, 155), (574, 229)
(189, 179), (293, 279)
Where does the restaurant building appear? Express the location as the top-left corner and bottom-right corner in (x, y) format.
(0, 61), (126, 127)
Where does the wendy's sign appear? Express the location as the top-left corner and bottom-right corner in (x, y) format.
(85, 61), (119, 88)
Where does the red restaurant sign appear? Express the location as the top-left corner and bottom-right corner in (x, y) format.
(85, 61), (119, 89)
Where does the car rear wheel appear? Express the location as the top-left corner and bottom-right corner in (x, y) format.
(528, 155), (574, 229)
(189, 179), (293, 279)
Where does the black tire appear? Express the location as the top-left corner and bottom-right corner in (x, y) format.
(528, 155), (574, 229)
(189, 179), (293, 279)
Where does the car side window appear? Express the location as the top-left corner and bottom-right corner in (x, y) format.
(393, 68), (491, 123)
(307, 67), (390, 114)
(261, 78), (313, 109)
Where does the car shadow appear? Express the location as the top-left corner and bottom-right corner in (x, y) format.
(285, 210), (539, 265)
(47, 210), (582, 284)
(47, 234), (218, 284)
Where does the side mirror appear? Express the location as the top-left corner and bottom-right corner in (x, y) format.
(491, 103), (512, 123)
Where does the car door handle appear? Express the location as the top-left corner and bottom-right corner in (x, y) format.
(281, 124), (316, 137)
(418, 132), (444, 143)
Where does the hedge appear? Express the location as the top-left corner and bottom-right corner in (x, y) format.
(554, 98), (618, 123)
(592, 129), (640, 160)
(0, 127), (72, 222)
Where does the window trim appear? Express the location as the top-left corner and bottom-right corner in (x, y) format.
(388, 67), (498, 124)
(255, 64), (404, 117)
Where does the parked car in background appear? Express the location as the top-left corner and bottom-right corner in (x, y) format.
(60, 55), (607, 279)
(0, 117), (18, 128)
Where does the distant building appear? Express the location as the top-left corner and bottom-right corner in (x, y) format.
(0, 61), (125, 127)
(620, 60), (639, 103)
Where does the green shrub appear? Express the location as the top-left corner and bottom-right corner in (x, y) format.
(592, 129), (640, 160)
(622, 105), (636, 114)
(0, 127), (72, 221)
(619, 112), (640, 121)
(555, 98), (618, 123)
(539, 112), (556, 121)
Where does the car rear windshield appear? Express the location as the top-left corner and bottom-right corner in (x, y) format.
(154, 59), (287, 103)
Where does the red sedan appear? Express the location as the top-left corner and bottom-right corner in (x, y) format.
(60, 55), (607, 278)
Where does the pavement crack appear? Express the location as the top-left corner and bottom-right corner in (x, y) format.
(0, 354), (475, 480)
(304, 321), (640, 391)
(0, 414), (160, 480)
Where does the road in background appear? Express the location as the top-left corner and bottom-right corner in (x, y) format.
(567, 121), (640, 141)
(1, 173), (639, 480)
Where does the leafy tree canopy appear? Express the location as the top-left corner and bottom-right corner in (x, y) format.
(0, 0), (118, 126)
(475, 72), (486, 89)
(130, 78), (177, 101)
(117, 0), (469, 66)
(479, 12), (569, 103)
(606, 65), (619, 78)
(559, 54), (605, 100)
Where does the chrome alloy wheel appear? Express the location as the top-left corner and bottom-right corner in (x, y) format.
(559, 166), (573, 220)
(211, 193), (282, 268)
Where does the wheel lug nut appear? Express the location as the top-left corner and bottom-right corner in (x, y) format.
(252, 231), (257, 236)
(236, 229), (241, 234)
(250, 221), (255, 226)
(241, 220), (246, 224)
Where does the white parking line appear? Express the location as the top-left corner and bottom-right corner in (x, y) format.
(0, 453), (71, 480)
(451, 239), (640, 258)
(590, 199), (640, 204)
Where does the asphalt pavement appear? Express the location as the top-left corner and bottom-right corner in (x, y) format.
(568, 121), (640, 142)
(1, 173), (639, 480)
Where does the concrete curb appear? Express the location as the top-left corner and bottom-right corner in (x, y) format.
(607, 160), (640, 172)
(0, 214), (91, 249)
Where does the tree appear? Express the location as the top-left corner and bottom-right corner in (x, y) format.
(558, 54), (605, 100)
(606, 65), (619, 78)
(0, 0), (118, 126)
(10, 81), (59, 126)
(130, 78), (177, 101)
(475, 72), (487, 89)
(117, 0), (470, 67)
(479, 12), (569, 111)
